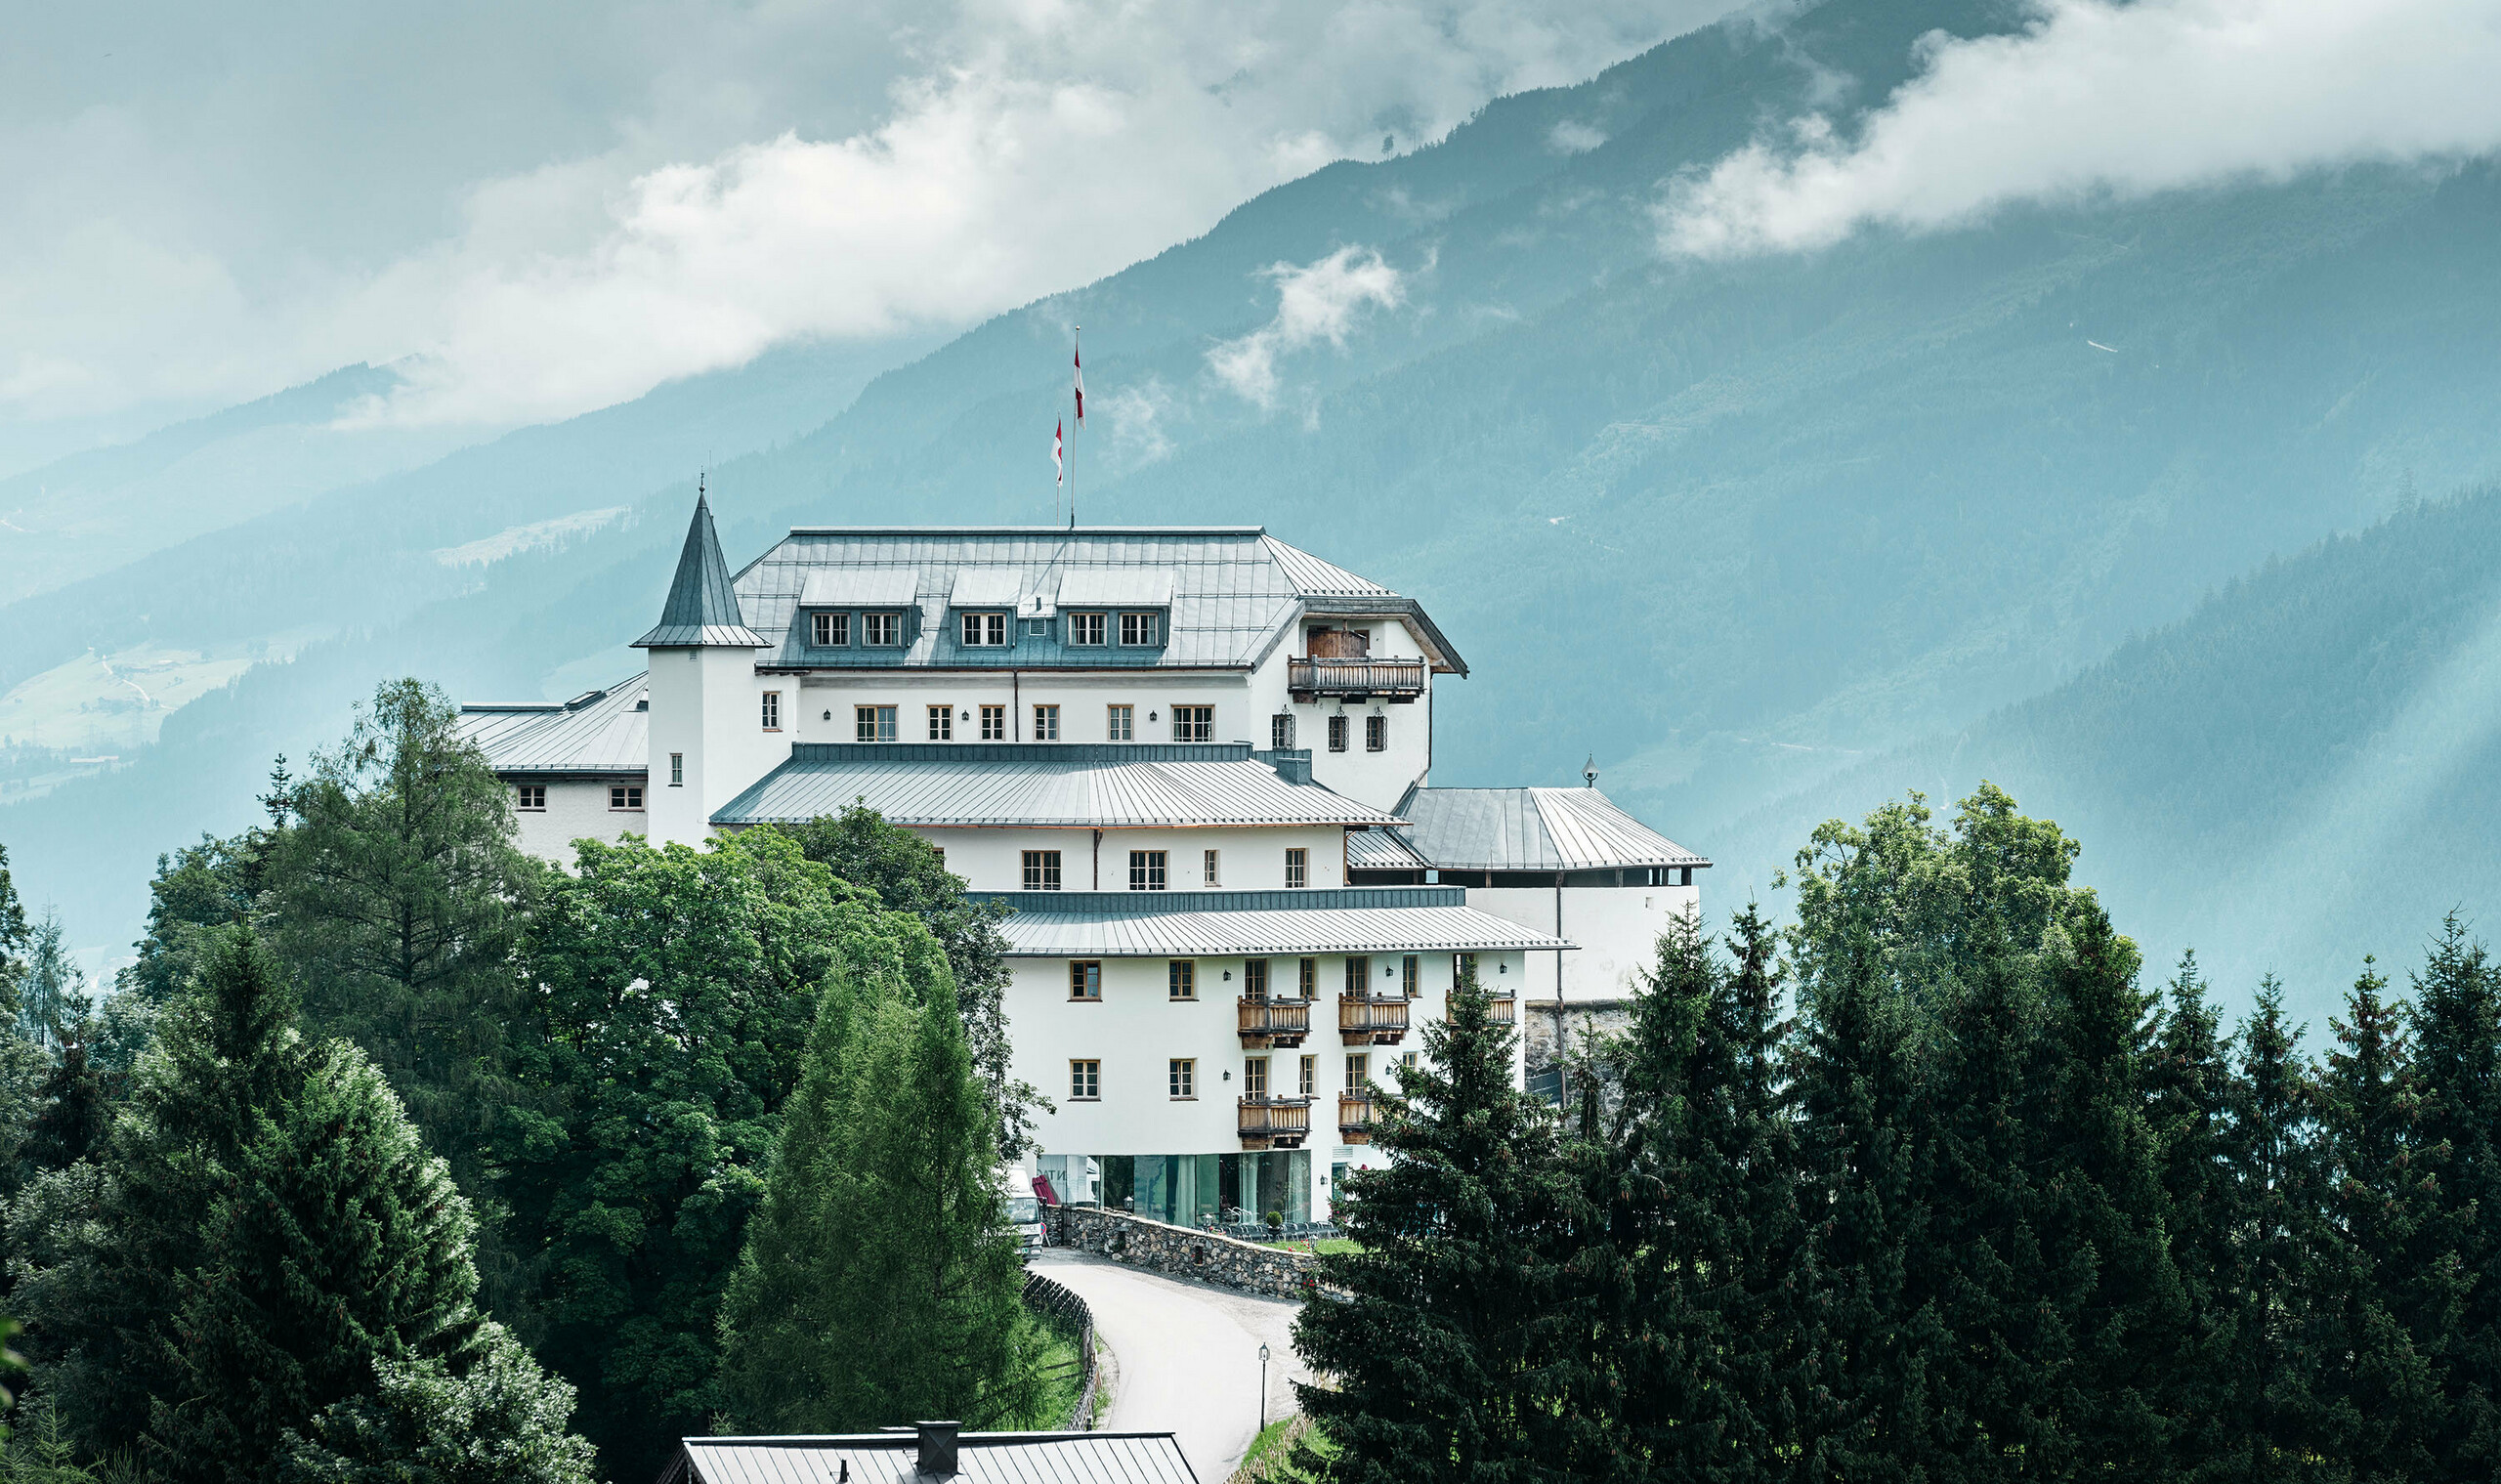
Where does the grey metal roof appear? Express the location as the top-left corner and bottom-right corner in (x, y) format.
(980, 884), (1577, 955)
(1345, 827), (1431, 870)
(637, 492), (768, 649)
(668, 1432), (1195, 1484)
(712, 742), (1405, 828)
(458, 675), (649, 776)
(730, 527), (1465, 675)
(1395, 786), (1711, 871)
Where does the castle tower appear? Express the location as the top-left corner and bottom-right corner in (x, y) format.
(633, 489), (770, 847)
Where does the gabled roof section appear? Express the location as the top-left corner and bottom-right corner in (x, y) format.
(458, 675), (649, 776)
(635, 492), (767, 649)
(730, 526), (1465, 673)
(979, 892), (1579, 957)
(1396, 786), (1710, 871)
(665, 1431), (1195, 1484)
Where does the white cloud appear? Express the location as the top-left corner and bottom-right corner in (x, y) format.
(1547, 119), (1608, 153)
(2, 0), (1742, 432)
(1206, 247), (1408, 407)
(1660, 0), (2501, 259)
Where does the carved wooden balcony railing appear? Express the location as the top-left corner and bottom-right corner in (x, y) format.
(1486, 994), (1516, 1025)
(1337, 995), (1411, 1046)
(1237, 996), (1311, 1048)
(1288, 657), (1427, 701)
(1238, 1096), (1313, 1150)
(1337, 1092), (1377, 1143)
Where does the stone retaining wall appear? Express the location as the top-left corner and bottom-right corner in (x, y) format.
(1046, 1206), (1321, 1300)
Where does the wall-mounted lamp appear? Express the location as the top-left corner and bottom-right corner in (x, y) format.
(959, 709), (969, 720)
(1498, 961), (1507, 974)
(1223, 1068), (1232, 1081)
(1223, 970), (1233, 981)
(823, 709), (832, 721)
(1148, 710), (1159, 722)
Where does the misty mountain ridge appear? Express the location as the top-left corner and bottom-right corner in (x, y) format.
(6, 0), (2500, 1026)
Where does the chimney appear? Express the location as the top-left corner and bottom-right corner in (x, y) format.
(915, 1420), (960, 1476)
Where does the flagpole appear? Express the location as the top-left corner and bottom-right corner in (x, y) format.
(1070, 325), (1081, 530)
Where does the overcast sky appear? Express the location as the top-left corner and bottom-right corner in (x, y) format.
(0, 0), (1731, 455)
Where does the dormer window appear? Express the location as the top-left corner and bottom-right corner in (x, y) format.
(959, 612), (1009, 647)
(863, 613), (903, 647)
(810, 612), (849, 647)
(1068, 612), (1107, 646)
(1119, 612), (1163, 647)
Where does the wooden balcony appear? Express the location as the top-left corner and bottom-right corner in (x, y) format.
(1237, 996), (1311, 1048)
(1337, 1092), (1377, 1143)
(1288, 657), (1427, 702)
(1238, 1096), (1313, 1150)
(1338, 995), (1411, 1046)
(1487, 995), (1516, 1025)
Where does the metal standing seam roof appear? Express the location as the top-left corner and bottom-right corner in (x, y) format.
(726, 527), (1466, 675)
(993, 903), (1576, 957)
(1344, 827), (1431, 870)
(1395, 786), (1712, 871)
(710, 743), (1405, 828)
(457, 675), (649, 776)
(665, 1432), (1196, 1484)
(636, 492), (768, 649)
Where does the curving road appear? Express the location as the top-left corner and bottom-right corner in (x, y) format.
(1031, 1249), (1312, 1481)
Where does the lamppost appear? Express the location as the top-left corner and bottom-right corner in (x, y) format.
(1258, 1343), (1271, 1434)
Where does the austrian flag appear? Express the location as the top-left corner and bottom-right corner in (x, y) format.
(1053, 420), (1064, 486)
(1073, 333), (1084, 425)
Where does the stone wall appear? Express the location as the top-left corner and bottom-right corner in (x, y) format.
(1524, 997), (1633, 1070)
(1046, 1206), (1321, 1300)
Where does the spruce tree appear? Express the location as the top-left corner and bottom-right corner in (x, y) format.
(278, 1323), (597, 1484)
(1293, 967), (1591, 1483)
(2220, 979), (2329, 1481)
(2145, 953), (2240, 1482)
(2407, 916), (2501, 1478)
(718, 969), (1039, 1431)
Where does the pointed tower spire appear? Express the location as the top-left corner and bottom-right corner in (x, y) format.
(633, 481), (767, 649)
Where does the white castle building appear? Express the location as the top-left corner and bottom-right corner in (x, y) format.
(461, 496), (1707, 1225)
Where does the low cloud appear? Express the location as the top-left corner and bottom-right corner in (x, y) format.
(1660, 0), (2501, 259)
(1547, 119), (1607, 153)
(1207, 247), (1408, 408)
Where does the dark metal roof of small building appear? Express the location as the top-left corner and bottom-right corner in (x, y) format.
(637, 492), (767, 649)
(964, 887), (1576, 956)
(711, 743), (1405, 828)
(730, 528), (1465, 675)
(458, 675), (649, 776)
(1393, 786), (1710, 871)
(1344, 827), (1431, 870)
(662, 1431), (1196, 1484)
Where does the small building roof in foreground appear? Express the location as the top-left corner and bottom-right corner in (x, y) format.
(660, 1430), (1195, 1484)
(1395, 786), (1710, 872)
(712, 743), (1404, 829)
(970, 886), (1576, 957)
(458, 675), (649, 777)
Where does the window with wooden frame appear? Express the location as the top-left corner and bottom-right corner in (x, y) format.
(1453, 952), (1479, 985)
(1401, 954), (1420, 997)
(761, 691), (782, 730)
(1070, 1059), (1100, 1098)
(1203, 848), (1220, 886)
(959, 612), (1008, 647)
(1120, 612), (1163, 646)
(1299, 1054), (1317, 1096)
(1366, 714), (1386, 751)
(1271, 712), (1294, 749)
(1244, 1057), (1269, 1096)
(1069, 960), (1102, 999)
(1285, 847), (1308, 889)
(1298, 956), (1318, 998)
(980, 703), (1007, 740)
(1328, 714), (1349, 752)
(1171, 704), (1213, 742)
(810, 612), (850, 647)
(1167, 959), (1196, 1000)
(1244, 959), (1269, 998)
(856, 704), (897, 742)
(610, 784), (644, 811)
(1068, 612), (1107, 646)
(864, 612), (903, 646)
(669, 752), (683, 786)
(1168, 1058), (1196, 1098)
(1345, 955), (1373, 996)
(1128, 850), (1166, 891)
(516, 784), (546, 811)
(927, 704), (953, 741)
(1023, 850), (1062, 891)
(1107, 704), (1134, 742)
(1034, 703), (1060, 740)
(1344, 1053), (1369, 1090)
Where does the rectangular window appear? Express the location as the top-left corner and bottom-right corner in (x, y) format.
(1285, 848), (1308, 889)
(1069, 960), (1102, 999)
(864, 612), (902, 647)
(1298, 957), (1318, 998)
(1107, 704), (1134, 742)
(1128, 850), (1167, 891)
(1068, 612), (1107, 646)
(1327, 714), (1349, 752)
(1167, 960), (1196, 999)
(1345, 955), (1373, 996)
(1244, 959), (1269, 998)
(668, 752), (683, 787)
(980, 704), (1007, 741)
(610, 784), (644, 811)
(1024, 850), (1063, 891)
(1401, 1051), (1420, 1077)
(1034, 703), (1060, 741)
(1402, 954), (1420, 997)
(1244, 1057), (1269, 1096)
(1453, 952), (1479, 985)
(927, 704), (953, 742)
(1171, 704), (1213, 742)
(810, 612), (849, 647)
(516, 784), (546, 811)
(959, 612), (1008, 647)
(1070, 1059), (1100, 1099)
(856, 704), (897, 742)
(1270, 712), (1294, 749)
(1345, 1053), (1369, 1090)
(1299, 1054), (1316, 1097)
(1169, 1058), (1196, 1099)
(1366, 714), (1386, 752)
(1120, 612), (1162, 647)
(1203, 848), (1220, 886)
(761, 691), (782, 730)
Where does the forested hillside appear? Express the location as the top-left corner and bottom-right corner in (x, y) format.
(8, 0), (2501, 1005)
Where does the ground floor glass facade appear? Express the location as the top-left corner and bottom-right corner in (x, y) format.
(1037, 1150), (1311, 1227)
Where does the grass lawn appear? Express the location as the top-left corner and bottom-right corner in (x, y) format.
(1229, 1415), (1333, 1483)
(1256, 1237), (1362, 1255)
(1005, 1318), (1089, 1430)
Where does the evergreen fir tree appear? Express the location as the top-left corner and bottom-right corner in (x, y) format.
(21, 1013), (109, 1175)
(0, 841), (27, 1011)
(718, 971), (1039, 1432)
(2145, 952), (2241, 1482)
(2406, 915), (2501, 1479)
(277, 1322), (598, 1484)
(1293, 968), (1591, 1483)
(2220, 979), (2329, 1482)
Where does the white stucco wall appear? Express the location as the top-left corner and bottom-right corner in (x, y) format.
(510, 779), (645, 864)
(1465, 881), (1702, 1003)
(903, 824), (1349, 894)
